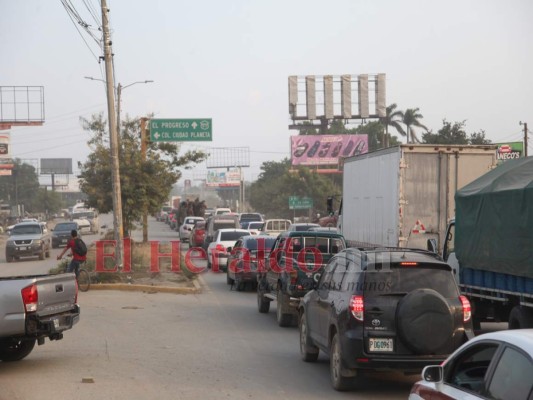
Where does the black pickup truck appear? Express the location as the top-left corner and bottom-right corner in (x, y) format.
(257, 231), (346, 327)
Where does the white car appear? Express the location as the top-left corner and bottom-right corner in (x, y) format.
(246, 221), (264, 235)
(409, 329), (533, 400)
(207, 228), (250, 270)
(179, 216), (204, 242)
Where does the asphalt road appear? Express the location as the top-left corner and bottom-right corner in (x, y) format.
(0, 216), (506, 399)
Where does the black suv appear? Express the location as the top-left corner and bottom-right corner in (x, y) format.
(298, 247), (474, 391)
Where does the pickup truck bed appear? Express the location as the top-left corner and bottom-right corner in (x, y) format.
(0, 273), (80, 361)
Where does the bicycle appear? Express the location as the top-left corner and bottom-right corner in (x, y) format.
(58, 255), (91, 292)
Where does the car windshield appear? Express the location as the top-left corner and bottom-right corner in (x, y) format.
(72, 211), (94, 219)
(54, 223), (78, 232)
(12, 225), (41, 235)
(213, 222), (237, 231)
(185, 218), (200, 225)
(220, 231), (248, 241)
(364, 266), (458, 298)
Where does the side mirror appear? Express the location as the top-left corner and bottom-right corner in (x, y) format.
(422, 365), (443, 383)
(427, 239), (438, 253)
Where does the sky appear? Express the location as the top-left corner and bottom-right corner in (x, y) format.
(1, 0), (532, 187)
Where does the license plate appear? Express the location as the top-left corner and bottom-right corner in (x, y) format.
(62, 239), (68, 243)
(369, 338), (394, 352)
(18, 246), (27, 251)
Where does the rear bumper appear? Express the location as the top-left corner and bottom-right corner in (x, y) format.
(340, 333), (447, 372)
(26, 305), (81, 339)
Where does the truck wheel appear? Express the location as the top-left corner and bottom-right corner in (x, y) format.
(299, 312), (319, 362)
(0, 338), (36, 362)
(257, 282), (270, 313)
(276, 290), (293, 327)
(509, 306), (533, 329)
(330, 333), (356, 391)
(226, 271), (234, 285)
(6, 253), (13, 263)
(38, 246), (45, 260)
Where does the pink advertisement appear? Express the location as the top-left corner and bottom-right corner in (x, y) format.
(290, 134), (368, 166)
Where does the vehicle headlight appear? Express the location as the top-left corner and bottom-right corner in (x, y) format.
(33, 239), (42, 246)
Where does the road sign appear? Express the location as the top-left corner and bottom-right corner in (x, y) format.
(289, 196), (314, 210)
(149, 118), (212, 142)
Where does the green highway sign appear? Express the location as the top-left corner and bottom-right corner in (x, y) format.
(149, 118), (212, 142)
(289, 196), (314, 210)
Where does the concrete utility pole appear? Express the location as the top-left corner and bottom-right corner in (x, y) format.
(101, 0), (124, 268)
(140, 117), (149, 243)
(521, 121), (528, 157)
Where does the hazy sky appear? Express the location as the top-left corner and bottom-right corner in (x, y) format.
(1, 0), (532, 185)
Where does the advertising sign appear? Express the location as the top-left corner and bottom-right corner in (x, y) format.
(206, 168), (241, 187)
(290, 134), (368, 166)
(495, 142), (523, 164)
(0, 133), (13, 169)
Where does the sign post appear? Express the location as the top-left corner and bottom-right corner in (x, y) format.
(149, 118), (212, 142)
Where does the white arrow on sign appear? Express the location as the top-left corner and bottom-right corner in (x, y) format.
(191, 122), (198, 129)
(154, 132), (160, 139)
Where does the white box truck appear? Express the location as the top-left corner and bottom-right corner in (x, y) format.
(339, 144), (497, 250)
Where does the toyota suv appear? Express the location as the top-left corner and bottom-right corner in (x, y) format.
(298, 247), (474, 391)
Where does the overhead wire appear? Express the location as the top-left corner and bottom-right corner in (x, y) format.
(60, 0), (100, 62)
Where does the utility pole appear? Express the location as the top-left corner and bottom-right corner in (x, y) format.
(140, 117), (148, 243)
(101, 0), (124, 268)
(521, 121), (528, 157)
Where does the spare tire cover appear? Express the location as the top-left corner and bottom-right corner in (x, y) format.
(396, 288), (453, 354)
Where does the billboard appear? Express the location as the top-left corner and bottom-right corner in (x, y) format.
(40, 158), (73, 174)
(206, 168), (241, 187)
(0, 132), (13, 170)
(495, 142), (523, 164)
(290, 134), (368, 166)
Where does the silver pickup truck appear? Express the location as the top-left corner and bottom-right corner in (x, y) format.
(0, 273), (80, 362)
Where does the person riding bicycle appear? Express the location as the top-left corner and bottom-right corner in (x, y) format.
(57, 229), (86, 278)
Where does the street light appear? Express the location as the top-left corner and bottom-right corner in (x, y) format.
(116, 80), (154, 137)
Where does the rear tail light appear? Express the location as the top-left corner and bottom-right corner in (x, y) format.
(21, 284), (38, 313)
(350, 295), (364, 322)
(460, 295), (471, 322)
(400, 262), (418, 266)
(215, 244), (225, 252)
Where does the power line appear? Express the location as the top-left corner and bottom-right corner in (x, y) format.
(60, 0), (100, 62)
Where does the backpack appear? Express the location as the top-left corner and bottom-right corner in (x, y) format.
(74, 238), (87, 256)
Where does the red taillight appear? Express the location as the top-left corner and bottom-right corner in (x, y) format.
(400, 262), (418, 266)
(350, 295), (364, 321)
(21, 284), (38, 313)
(460, 295), (471, 322)
(215, 244), (225, 252)
(75, 280), (79, 303)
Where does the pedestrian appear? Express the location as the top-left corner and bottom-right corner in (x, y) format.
(57, 230), (87, 278)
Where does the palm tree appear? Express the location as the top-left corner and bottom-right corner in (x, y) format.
(381, 104), (406, 147)
(402, 108), (428, 143)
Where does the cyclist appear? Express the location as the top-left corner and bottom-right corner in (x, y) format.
(57, 229), (86, 278)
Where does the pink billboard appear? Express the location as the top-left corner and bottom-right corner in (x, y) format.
(290, 134), (368, 166)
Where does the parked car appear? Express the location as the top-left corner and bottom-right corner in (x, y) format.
(226, 235), (276, 290)
(189, 220), (206, 249)
(157, 206), (172, 221)
(5, 221), (52, 262)
(179, 216), (204, 242)
(288, 223), (320, 232)
(410, 329), (533, 400)
(51, 221), (80, 248)
(298, 247), (474, 391)
(203, 214), (241, 251)
(207, 229), (250, 271)
(261, 219), (292, 237)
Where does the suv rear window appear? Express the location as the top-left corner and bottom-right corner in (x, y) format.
(220, 231), (248, 241)
(214, 222), (237, 231)
(363, 265), (458, 298)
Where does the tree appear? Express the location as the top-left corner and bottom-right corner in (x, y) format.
(78, 114), (206, 236)
(402, 108), (428, 143)
(0, 160), (40, 214)
(422, 120), (492, 145)
(249, 159), (337, 220)
(381, 104), (406, 147)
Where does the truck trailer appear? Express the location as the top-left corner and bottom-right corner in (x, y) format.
(340, 144), (497, 250)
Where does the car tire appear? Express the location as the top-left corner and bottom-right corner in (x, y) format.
(276, 290), (293, 327)
(227, 271), (234, 285)
(509, 306), (533, 329)
(330, 333), (356, 391)
(396, 288), (454, 354)
(38, 247), (45, 261)
(299, 312), (319, 362)
(257, 280), (270, 313)
(0, 338), (36, 362)
(5, 253), (13, 263)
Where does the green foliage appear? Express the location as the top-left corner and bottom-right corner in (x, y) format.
(31, 188), (63, 214)
(78, 113), (206, 236)
(402, 108), (428, 143)
(249, 159), (338, 219)
(0, 159), (40, 212)
(381, 104), (406, 147)
(422, 120), (492, 145)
